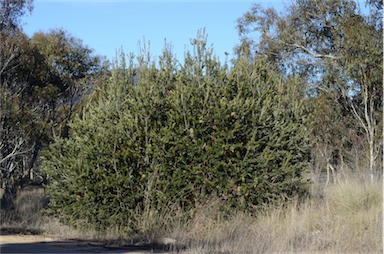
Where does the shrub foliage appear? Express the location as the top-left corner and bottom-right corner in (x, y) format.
(43, 34), (312, 232)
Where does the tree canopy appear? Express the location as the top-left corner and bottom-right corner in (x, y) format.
(236, 0), (382, 181)
(0, 0), (33, 32)
(0, 3), (108, 190)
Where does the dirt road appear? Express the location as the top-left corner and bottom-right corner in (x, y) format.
(0, 234), (168, 253)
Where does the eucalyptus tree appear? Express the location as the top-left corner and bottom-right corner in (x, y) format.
(236, 0), (382, 181)
(0, 0), (35, 189)
(1, 19), (108, 189)
(0, 0), (33, 32)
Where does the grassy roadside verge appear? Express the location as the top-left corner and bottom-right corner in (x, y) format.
(1, 173), (382, 253)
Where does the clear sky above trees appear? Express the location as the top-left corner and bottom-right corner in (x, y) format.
(21, 1), (287, 62)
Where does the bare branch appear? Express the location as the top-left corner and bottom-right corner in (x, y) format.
(291, 43), (340, 60)
(0, 139), (31, 164)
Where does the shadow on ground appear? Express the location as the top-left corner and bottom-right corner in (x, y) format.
(0, 227), (170, 253)
(0, 241), (167, 253)
(1, 227), (44, 236)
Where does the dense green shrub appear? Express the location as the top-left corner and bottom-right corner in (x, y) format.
(42, 34), (312, 232)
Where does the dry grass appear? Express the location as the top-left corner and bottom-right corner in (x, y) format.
(172, 174), (383, 253)
(1, 173), (382, 253)
(1, 187), (47, 229)
(159, 172), (382, 253)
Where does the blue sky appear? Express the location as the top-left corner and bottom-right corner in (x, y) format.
(22, 1), (286, 63)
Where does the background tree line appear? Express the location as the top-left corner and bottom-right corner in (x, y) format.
(237, 0), (383, 184)
(0, 0), (108, 192)
(0, 0), (382, 233)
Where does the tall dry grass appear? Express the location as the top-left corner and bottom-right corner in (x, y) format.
(1, 172), (382, 253)
(172, 173), (383, 253)
(0, 187), (47, 230)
